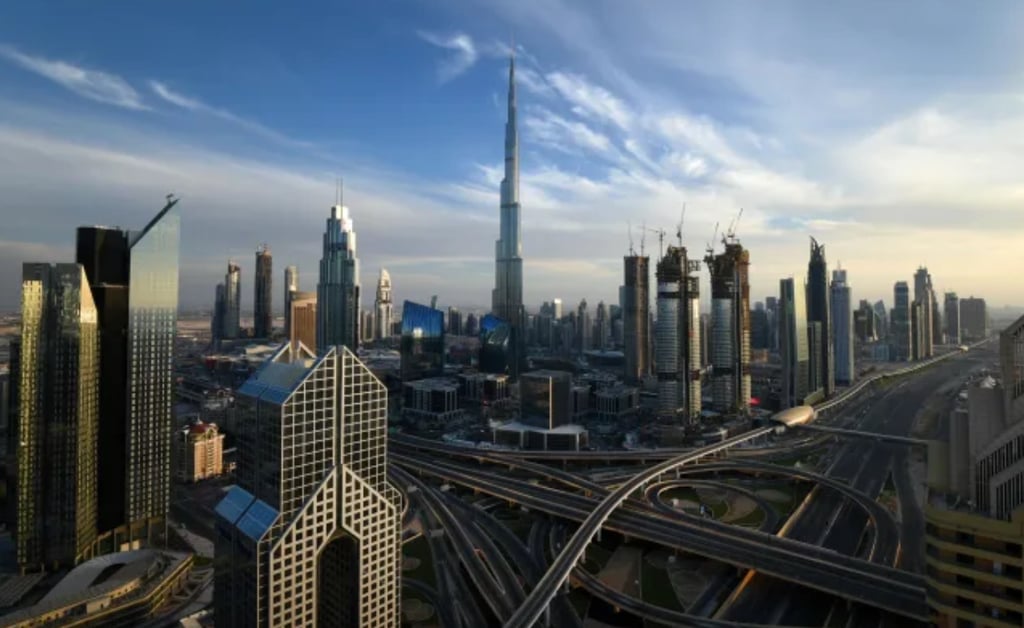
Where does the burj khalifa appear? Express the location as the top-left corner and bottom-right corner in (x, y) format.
(492, 53), (525, 378)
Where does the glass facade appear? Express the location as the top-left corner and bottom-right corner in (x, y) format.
(75, 199), (179, 549)
(479, 313), (512, 375)
(317, 204), (360, 351)
(11, 264), (99, 571)
(216, 344), (401, 627)
(254, 245), (272, 338)
(400, 300), (444, 382)
(126, 203), (180, 540)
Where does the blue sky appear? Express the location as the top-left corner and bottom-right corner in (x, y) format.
(2, 0), (1023, 313)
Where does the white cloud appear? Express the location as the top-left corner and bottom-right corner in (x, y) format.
(0, 44), (146, 110)
(417, 31), (479, 82)
(524, 108), (611, 153)
(149, 81), (312, 150)
(547, 71), (632, 129)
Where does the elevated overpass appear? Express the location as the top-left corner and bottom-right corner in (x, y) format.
(796, 424), (929, 447)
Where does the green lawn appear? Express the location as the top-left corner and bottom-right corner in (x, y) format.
(730, 507), (766, 528)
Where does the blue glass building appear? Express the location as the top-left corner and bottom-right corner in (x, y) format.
(479, 313), (512, 375)
(400, 301), (445, 382)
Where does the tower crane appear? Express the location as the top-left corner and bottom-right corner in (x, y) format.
(705, 221), (719, 260)
(642, 225), (669, 259)
(725, 207), (744, 243)
(676, 202), (686, 246)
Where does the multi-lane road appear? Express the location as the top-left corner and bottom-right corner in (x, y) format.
(394, 342), (991, 626)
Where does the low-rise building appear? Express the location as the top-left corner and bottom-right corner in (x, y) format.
(458, 372), (510, 406)
(1, 550), (193, 627)
(174, 421), (225, 483)
(402, 377), (464, 427)
(593, 385), (640, 422)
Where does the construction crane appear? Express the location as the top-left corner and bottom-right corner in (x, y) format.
(725, 207), (744, 243)
(705, 221), (719, 260)
(676, 202), (686, 246)
(643, 225), (669, 259)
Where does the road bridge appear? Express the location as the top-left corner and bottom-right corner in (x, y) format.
(796, 424), (929, 446)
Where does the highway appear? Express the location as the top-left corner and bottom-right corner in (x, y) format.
(718, 345), (990, 626)
(390, 467), (490, 628)
(500, 426), (774, 627)
(646, 478), (781, 532)
(393, 450), (927, 622)
(536, 458), (899, 565)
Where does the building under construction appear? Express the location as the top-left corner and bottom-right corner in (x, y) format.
(655, 245), (701, 425)
(622, 253), (650, 384)
(705, 231), (751, 416)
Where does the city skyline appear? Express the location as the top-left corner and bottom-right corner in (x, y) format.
(1, 2), (1022, 312)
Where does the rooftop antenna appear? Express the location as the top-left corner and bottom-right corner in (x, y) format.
(336, 177), (343, 206)
(640, 220), (647, 258)
(627, 221), (634, 255)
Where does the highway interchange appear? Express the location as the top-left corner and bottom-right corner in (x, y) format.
(393, 341), (996, 627)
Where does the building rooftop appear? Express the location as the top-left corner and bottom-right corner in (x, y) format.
(2, 550), (191, 624)
(404, 377), (460, 391)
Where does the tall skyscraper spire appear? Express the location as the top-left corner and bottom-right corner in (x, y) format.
(317, 191), (360, 351)
(492, 52), (525, 378)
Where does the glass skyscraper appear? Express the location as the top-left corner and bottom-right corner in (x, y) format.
(8, 264), (99, 572)
(317, 200), (360, 351)
(479, 313), (512, 375)
(224, 261), (241, 339)
(400, 300), (445, 382)
(254, 243), (273, 338)
(780, 277), (810, 408)
(215, 344), (401, 627)
(806, 237), (834, 396)
(76, 198), (180, 548)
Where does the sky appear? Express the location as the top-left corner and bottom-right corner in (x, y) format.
(1, 0), (1023, 314)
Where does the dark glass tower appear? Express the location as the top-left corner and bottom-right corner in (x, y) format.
(806, 237), (834, 396)
(780, 277), (810, 408)
(76, 198), (180, 548)
(400, 301), (445, 382)
(9, 264), (99, 572)
(254, 243), (273, 338)
(622, 254), (650, 383)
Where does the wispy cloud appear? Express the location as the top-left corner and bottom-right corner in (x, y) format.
(417, 31), (479, 82)
(148, 81), (312, 149)
(525, 108), (612, 154)
(547, 71), (632, 129)
(0, 44), (146, 110)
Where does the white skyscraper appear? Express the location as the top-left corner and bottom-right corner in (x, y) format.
(375, 268), (393, 340)
(492, 54), (524, 378)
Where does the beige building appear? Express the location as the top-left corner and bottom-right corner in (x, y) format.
(289, 290), (317, 354)
(174, 422), (224, 483)
(926, 314), (1024, 625)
